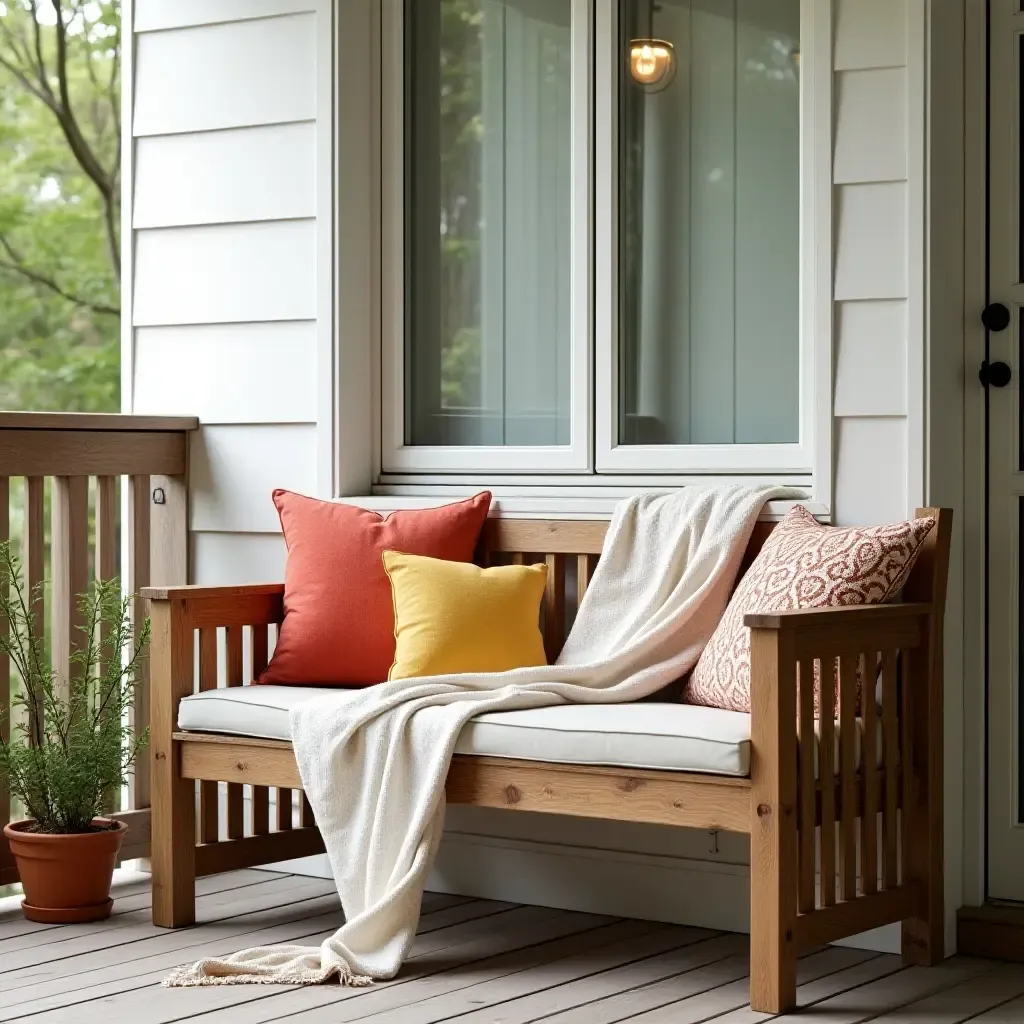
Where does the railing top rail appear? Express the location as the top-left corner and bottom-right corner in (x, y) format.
(0, 412), (199, 432)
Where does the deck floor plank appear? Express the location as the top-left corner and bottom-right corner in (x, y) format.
(21, 906), (616, 1023)
(0, 872), (1014, 1024)
(0, 897), (513, 1019)
(0, 869), (270, 943)
(0, 874), (338, 973)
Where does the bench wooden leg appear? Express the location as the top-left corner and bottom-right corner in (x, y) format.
(150, 600), (197, 928)
(901, 640), (944, 965)
(749, 628), (799, 1014)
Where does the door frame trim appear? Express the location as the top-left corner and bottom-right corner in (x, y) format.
(964, 0), (991, 908)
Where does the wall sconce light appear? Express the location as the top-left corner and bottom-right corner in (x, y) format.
(629, 39), (676, 92)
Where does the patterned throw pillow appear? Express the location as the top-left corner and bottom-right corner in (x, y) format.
(683, 505), (936, 714)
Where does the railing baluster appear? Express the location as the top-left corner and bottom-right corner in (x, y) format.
(0, 475), (10, 858)
(128, 475), (152, 818)
(838, 653), (858, 901)
(819, 656), (837, 908)
(50, 476), (89, 702)
(861, 652), (879, 895)
(96, 475), (118, 813)
(23, 477), (44, 746)
(882, 649), (900, 888)
(797, 657), (815, 914)
(198, 629), (220, 844)
(225, 626), (245, 839)
(0, 413), (197, 880)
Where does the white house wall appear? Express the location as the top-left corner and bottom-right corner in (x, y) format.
(126, 0), (324, 584)
(125, 0), (936, 950)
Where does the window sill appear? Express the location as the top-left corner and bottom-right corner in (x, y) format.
(348, 484), (824, 521)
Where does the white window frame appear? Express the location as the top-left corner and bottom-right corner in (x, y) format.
(380, 0), (593, 473)
(370, 0), (833, 495)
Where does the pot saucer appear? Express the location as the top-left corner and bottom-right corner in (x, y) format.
(20, 897), (113, 924)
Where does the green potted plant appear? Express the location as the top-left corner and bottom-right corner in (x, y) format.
(0, 541), (150, 923)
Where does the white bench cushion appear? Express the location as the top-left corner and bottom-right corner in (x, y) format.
(178, 685), (752, 777)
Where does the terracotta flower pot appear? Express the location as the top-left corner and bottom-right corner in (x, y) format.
(3, 818), (127, 923)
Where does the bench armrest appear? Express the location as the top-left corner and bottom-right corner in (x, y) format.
(142, 583), (284, 601)
(744, 602), (931, 658)
(143, 583), (284, 632)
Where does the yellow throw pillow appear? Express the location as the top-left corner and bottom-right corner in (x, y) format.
(382, 550), (548, 680)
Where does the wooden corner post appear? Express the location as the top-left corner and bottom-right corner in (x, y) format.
(749, 624), (799, 1014)
(149, 596), (197, 928)
(901, 507), (953, 964)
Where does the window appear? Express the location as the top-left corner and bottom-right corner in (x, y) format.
(381, 0), (823, 480)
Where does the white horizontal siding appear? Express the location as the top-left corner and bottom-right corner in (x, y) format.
(135, 0), (315, 32)
(191, 532), (287, 585)
(834, 418), (908, 525)
(133, 322), (317, 423)
(833, 301), (908, 417)
(833, 69), (908, 185)
(189, 425), (318, 532)
(834, 183), (908, 301)
(134, 124), (316, 228)
(833, 0), (907, 71)
(133, 221), (316, 326)
(133, 14), (316, 136)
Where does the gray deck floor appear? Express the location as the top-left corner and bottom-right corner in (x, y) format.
(1, 870), (1022, 1023)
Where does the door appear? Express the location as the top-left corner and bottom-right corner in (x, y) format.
(988, 0), (1024, 902)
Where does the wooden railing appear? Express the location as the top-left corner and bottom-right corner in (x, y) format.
(0, 412), (197, 885)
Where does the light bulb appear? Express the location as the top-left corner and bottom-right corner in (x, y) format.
(629, 39), (676, 91)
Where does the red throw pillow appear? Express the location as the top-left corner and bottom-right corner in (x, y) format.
(259, 490), (492, 686)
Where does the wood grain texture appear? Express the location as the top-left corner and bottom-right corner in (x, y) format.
(49, 475), (89, 702)
(196, 827), (325, 876)
(0, 477), (9, 873)
(225, 625), (245, 840)
(198, 629), (220, 845)
(250, 625), (271, 836)
(0, 412), (198, 431)
(149, 599), (197, 927)
(901, 507), (951, 966)
(797, 658), (815, 914)
(446, 756), (752, 833)
(839, 654), (858, 901)
(819, 656), (837, 909)
(22, 476), (44, 745)
(544, 554), (566, 662)
(0, 430), (187, 477)
(882, 648), (900, 889)
(748, 626), (798, 1014)
(794, 884), (921, 951)
(479, 518), (608, 556)
(862, 652), (879, 896)
(128, 475), (152, 815)
(958, 904), (1024, 963)
(150, 473), (188, 590)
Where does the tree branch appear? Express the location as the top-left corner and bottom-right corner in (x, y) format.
(0, 235), (118, 316)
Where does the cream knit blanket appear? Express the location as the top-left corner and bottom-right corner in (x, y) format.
(165, 484), (795, 986)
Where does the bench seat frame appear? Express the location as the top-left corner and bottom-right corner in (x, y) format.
(144, 509), (952, 1014)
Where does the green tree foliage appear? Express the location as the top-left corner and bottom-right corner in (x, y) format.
(0, 1), (120, 413)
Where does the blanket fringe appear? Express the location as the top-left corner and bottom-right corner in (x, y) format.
(162, 958), (374, 988)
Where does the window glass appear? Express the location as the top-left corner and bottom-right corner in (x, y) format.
(405, 0), (573, 447)
(618, 0), (801, 446)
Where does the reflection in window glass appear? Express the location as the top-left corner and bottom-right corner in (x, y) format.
(404, 0), (572, 447)
(618, 0), (801, 446)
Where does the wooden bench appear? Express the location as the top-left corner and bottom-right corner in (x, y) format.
(143, 507), (952, 1013)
